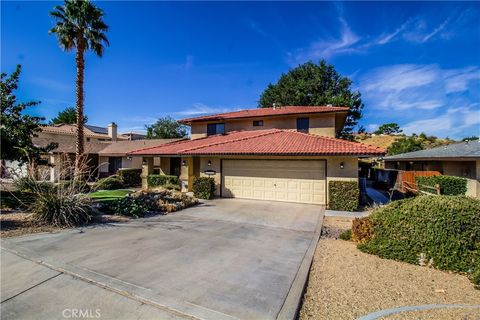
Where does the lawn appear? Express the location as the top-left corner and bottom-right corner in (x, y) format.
(88, 189), (132, 202)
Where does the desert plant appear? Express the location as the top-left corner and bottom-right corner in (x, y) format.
(351, 217), (374, 243)
(117, 168), (142, 187)
(415, 175), (467, 195)
(328, 180), (359, 211)
(339, 229), (352, 241)
(192, 177), (216, 199)
(147, 174), (179, 188)
(359, 195), (480, 286)
(92, 176), (124, 190)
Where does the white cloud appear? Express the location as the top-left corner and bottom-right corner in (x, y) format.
(402, 105), (480, 137)
(360, 64), (480, 111)
(173, 103), (241, 117)
(375, 19), (412, 45)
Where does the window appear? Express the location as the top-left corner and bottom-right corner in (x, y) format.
(253, 120), (264, 127)
(296, 117), (309, 133)
(207, 123), (225, 136)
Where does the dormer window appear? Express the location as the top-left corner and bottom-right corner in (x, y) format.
(253, 120), (264, 127)
(296, 117), (309, 133)
(207, 123), (225, 136)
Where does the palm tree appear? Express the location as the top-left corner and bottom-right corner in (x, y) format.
(49, 0), (109, 178)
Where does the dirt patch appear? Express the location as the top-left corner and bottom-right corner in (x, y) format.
(299, 217), (480, 320)
(0, 210), (63, 238)
(321, 216), (354, 239)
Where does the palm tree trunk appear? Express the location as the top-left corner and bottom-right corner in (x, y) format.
(75, 44), (85, 179)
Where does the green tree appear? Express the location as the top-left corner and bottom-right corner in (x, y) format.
(49, 0), (109, 176)
(374, 123), (402, 135)
(146, 117), (188, 139)
(387, 135), (424, 156)
(462, 136), (479, 142)
(50, 106), (88, 125)
(258, 60), (363, 139)
(1, 65), (57, 164)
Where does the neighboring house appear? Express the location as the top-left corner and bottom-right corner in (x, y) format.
(384, 141), (480, 198)
(130, 106), (385, 205)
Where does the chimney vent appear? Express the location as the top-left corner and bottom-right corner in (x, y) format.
(108, 122), (118, 141)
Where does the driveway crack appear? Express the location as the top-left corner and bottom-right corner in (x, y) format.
(1, 273), (62, 304)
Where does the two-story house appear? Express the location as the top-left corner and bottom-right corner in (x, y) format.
(130, 106), (385, 205)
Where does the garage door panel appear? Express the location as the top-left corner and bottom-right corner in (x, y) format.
(222, 160), (326, 205)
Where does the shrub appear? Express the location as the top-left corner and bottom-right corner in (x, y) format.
(15, 177), (55, 193)
(351, 217), (374, 243)
(328, 181), (359, 211)
(192, 177), (216, 199)
(163, 182), (181, 191)
(359, 195), (480, 286)
(92, 176), (124, 191)
(415, 175), (467, 196)
(117, 168), (142, 187)
(470, 267), (480, 289)
(58, 180), (91, 193)
(339, 229), (352, 241)
(147, 174), (179, 188)
(31, 192), (93, 227)
(0, 191), (35, 209)
(106, 197), (148, 218)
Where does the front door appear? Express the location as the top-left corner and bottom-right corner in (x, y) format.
(108, 157), (122, 174)
(170, 157), (182, 177)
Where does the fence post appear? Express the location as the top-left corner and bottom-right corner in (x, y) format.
(435, 184), (441, 195)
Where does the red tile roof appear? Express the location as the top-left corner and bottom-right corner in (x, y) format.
(129, 129), (385, 156)
(179, 106), (349, 124)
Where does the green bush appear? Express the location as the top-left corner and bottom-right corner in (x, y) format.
(31, 192), (93, 227)
(192, 177), (216, 199)
(359, 195), (480, 286)
(92, 176), (124, 191)
(15, 177), (55, 193)
(0, 191), (35, 209)
(470, 267), (480, 289)
(117, 169), (142, 187)
(339, 229), (352, 241)
(163, 182), (181, 191)
(106, 197), (147, 218)
(147, 174), (179, 188)
(328, 181), (359, 211)
(415, 175), (467, 195)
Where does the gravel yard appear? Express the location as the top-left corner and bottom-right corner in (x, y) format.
(299, 217), (480, 320)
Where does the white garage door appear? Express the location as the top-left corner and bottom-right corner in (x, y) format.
(222, 160), (326, 204)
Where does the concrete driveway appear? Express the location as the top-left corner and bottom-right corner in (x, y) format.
(1, 199), (324, 320)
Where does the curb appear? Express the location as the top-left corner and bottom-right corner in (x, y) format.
(276, 209), (324, 320)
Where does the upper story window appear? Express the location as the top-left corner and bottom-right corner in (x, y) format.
(207, 123), (225, 136)
(253, 120), (264, 127)
(296, 117), (309, 133)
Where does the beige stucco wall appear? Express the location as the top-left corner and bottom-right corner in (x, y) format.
(190, 114), (337, 139)
(38, 132), (110, 144)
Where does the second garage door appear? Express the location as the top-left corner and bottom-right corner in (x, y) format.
(222, 160), (326, 205)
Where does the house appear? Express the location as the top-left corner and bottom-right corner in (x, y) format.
(129, 106), (385, 205)
(384, 140), (480, 198)
(23, 122), (171, 182)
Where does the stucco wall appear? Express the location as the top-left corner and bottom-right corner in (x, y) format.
(190, 114), (337, 139)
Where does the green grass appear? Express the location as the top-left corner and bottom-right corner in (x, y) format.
(88, 189), (132, 202)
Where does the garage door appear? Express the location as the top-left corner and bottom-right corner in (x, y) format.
(222, 160), (326, 204)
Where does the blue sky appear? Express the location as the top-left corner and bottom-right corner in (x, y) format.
(2, 1), (479, 139)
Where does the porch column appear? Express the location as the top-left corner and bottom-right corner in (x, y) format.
(180, 157), (192, 192)
(141, 157), (154, 190)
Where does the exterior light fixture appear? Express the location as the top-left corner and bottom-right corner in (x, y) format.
(182, 160), (186, 166)
(340, 162), (344, 169)
(207, 160), (212, 166)
(127, 156), (132, 161)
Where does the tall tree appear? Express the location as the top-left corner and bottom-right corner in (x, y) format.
(146, 117), (188, 139)
(49, 0), (109, 177)
(374, 123), (402, 135)
(50, 106), (88, 125)
(258, 60), (363, 139)
(1, 65), (57, 164)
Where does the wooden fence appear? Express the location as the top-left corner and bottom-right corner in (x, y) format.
(396, 170), (441, 194)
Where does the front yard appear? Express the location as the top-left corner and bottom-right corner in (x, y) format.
(300, 216), (480, 320)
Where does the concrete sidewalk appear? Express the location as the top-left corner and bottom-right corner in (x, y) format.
(1, 199), (324, 320)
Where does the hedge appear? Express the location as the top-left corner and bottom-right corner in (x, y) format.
(359, 195), (480, 287)
(328, 180), (359, 211)
(415, 175), (467, 195)
(92, 176), (125, 191)
(118, 168), (142, 187)
(147, 174), (179, 188)
(192, 177), (216, 199)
